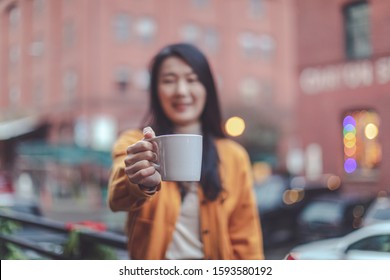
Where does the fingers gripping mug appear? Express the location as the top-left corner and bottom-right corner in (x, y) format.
(148, 134), (202, 181)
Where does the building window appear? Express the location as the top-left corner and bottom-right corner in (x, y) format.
(181, 24), (201, 44)
(238, 32), (275, 60)
(33, 0), (45, 19)
(9, 86), (21, 105)
(63, 70), (78, 102)
(63, 21), (76, 49)
(239, 77), (261, 105)
(344, 1), (371, 59)
(342, 109), (381, 179)
(114, 66), (131, 92)
(30, 40), (45, 57)
(191, 0), (209, 9)
(8, 5), (20, 28)
(135, 17), (157, 44)
(33, 82), (44, 107)
(9, 45), (20, 66)
(113, 13), (131, 42)
(204, 27), (219, 53)
(133, 69), (150, 91)
(249, 0), (265, 19)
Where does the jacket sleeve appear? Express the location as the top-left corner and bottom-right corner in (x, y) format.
(228, 147), (264, 260)
(107, 130), (156, 213)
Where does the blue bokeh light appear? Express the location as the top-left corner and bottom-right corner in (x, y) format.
(343, 115), (356, 127)
(344, 158), (357, 173)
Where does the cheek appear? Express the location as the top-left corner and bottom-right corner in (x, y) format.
(157, 84), (170, 98)
(195, 88), (207, 109)
(157, 88), (172, 106)
(197, 96), (206, 112)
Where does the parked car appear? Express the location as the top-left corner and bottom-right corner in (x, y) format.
(362, 194), (390, 226)
(254, 174), (341, 248)
(285, 222), (390, 260)
(296, 194), (374, 243)
(0, 195), (42, 216)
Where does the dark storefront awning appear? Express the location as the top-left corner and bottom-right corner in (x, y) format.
(17, 141), (112, 168)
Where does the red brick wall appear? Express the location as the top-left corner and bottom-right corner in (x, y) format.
(296, 0), (390, 195)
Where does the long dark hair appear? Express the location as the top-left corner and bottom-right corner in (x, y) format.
(141, 43), (226, 201)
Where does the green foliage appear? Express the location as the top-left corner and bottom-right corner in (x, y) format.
(0, 218), (27, 260)
(0, 217), (21, 234)
(63, 229), (118, 260)
(63, 230), (80, 258)
(0, 243), (26, 260)
(83, 243), (118, 260)
(0, 217), (120, 260)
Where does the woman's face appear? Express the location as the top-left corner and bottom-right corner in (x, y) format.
(157, 56), (207, 127)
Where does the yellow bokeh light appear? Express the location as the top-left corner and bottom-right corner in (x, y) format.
(365, 123), (378, 140)
(344, 132), (356, 140)
(225, 116), (246, 137)
(283, 189), (304, 205)
(252, 162), (272, 183)
(343, 136), (356, 148)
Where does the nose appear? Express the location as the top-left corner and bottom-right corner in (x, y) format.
(176, 79), (190, 96)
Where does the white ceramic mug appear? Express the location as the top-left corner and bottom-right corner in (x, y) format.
(148, 134), (202, 181)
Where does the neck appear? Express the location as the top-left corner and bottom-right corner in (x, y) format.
(174, 122), (202, 135)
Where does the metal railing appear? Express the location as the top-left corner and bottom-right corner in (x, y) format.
(0, 210), (127, 260)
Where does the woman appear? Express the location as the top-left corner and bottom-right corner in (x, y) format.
(108, 43), (264, 260)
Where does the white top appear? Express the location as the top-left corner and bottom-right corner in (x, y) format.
(165, 182), (204, 260)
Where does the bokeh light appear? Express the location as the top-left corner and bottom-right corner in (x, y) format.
(343, 115), (357, 174)
(283, 189), (304, 205)
(364, 123), (378, 139)
(344, 146), (356, 157)
(342, 111), (382, 175)
(252, 162), (272, 183)
(225, 116), (246, 137)
(343, 115), (356, 127)
(326, 175), (341, 190)
(344, 158), (357, 173)
(343, 124), (356, 135)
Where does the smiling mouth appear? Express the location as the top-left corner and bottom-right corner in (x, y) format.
(173, 103), (191, 111)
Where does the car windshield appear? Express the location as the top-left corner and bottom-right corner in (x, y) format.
(365, 197), (390, 221)
(371, 209), (390, 220)
(300, 201), (343, 223)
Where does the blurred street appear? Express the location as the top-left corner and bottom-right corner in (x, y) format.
(40, 193), (300, 260)
(1, 0), (390, 260)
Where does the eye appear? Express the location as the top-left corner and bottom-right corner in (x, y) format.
(161, 78), (175, 84)
(160, 76), (176, 84)
(187, 75), (199, 83)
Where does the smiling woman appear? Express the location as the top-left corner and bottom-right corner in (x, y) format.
(157, 56), (207, 129)
(107, 43), (264, 260)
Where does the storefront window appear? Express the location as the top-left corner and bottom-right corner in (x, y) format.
(342, 110), (381, 179)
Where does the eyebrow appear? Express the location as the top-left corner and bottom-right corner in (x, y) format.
(160, 71), (197, 77)
(160, 72), (176, 77)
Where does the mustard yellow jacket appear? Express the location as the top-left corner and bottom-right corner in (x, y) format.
(108, 130), (264, 260)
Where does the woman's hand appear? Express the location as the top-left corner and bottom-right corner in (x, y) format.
(124, 127), (161, 189)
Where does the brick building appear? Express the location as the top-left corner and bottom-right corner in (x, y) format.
(294, 0), (390, 195)
(0, 0), (297, 190)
